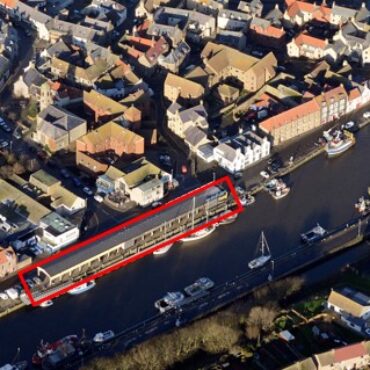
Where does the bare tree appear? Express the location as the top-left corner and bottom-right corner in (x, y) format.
(245, 305), (279, 346)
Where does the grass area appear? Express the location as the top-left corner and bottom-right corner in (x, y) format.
(294, 296), (326, 319)
(275, 315), (294, 331)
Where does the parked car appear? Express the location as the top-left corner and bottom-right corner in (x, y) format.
(151, 201), (162, 208)
(260, 170), (270, 179)
(72, 177), (82, 187)
(0, 292), (8, 300)
(61, 169), (71, 178)
(0, 140), (9, 149)
(83, 186), (93, 196)
(363, 111), (370, 119)
(94, 194), (104, 203)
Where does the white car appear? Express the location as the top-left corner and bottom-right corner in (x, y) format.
(0, 140), (9, 148)
(83, 187), (93, 196)
(363, 111), (370, 119)
(151, 201), (162, 208)
(94, 194), (104, 203)
(260, 171), (270, 179)
(5, 288), (19, 300)
(0, 292), (8, 300)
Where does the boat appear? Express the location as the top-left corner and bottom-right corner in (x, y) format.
(240, 193), (255, 206)
(0, 362), (28, 370)
(181, 225), (216, 242)
(153, 243), (173, 255)
(67, 280), (96, 295)
(355, 197), (369, 214)
(40, 300), (53, 308)
(184, 277), (214, 297)
(32, 335), (79, 366)
(270, 186), (290, 200)
(248, 231), (272, 269)
(218, 211), (238, 225)
(301, 224), (326, 244)
(325, 130), (355, 157)
(93, 330), (115, 343)
(155, 291), (185, 313)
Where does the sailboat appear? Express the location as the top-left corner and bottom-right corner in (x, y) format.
(248, 231), (271, 269)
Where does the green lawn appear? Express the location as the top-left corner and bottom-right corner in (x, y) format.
(294, 297), (326, 319)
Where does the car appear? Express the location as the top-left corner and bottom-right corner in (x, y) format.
(83, 186), (93, 196)
(13, 129), (22, 139)
(0, 140), (9, 149)
(72, 177), (82, 186)
(363, 111), (370, 119)
(0, 292), (8, 300)
(233, 172), (243, 179)
(260, 171), (270, 179)
(94, 194), (104, 203)
(5, 288), (19, 300)
(61, 169), (71, 178)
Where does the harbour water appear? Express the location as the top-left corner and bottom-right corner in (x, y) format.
(0, 125), (370, 363)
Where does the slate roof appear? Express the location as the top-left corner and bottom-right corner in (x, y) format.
(23, 67), (47, 88)
(40, 186), (223, 277)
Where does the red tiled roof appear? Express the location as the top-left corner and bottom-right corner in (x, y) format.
(294, 32), (327, 49)
(334, 343), (367, 363)
(315, 85), (348, 103)
(313, 5), (331, 22)
(260, 98), (320, 132)
(349, 88), (361, 101)
(287, 1), (315, 17)
(251, 24), (285, 38)
(128, 36), (155, 48)
(0, 0), (17, 9)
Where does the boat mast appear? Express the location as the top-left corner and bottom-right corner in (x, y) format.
(192, 196), (195, 229)
(261, 231), (271, 256)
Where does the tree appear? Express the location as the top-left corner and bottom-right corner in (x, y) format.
(5, 152), (16, 165)
(244, 305), (279, 346)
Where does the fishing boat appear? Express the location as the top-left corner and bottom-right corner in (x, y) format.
(240, 193), (255, 206)
(181, 225), (216, 242)
(326, 130), (355, 157)
(248, 231), (272, 269)
(153, 243), (173, 255)
(67, 280), (96, 295)
(155, 291), (185, 313)
(32, 335), (79, 366)
(93, 330), (115, 343)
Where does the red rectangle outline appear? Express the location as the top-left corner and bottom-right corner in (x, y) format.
(18, 175), (243, 306)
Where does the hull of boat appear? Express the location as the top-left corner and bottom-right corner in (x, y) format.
(68, 281), (96, 295)
(326, 139), (355, 157)
(181, 225), (216, 242)
(153, 243), (173, 255)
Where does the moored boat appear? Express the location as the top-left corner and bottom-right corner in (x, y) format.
(40, 300), (53, 308)
(218, 211), (238, 225)
(326, 130), (355, 157)
(68, 280), (96, 295)
(181, 225), (216, 242)
(184, 277), (214, 297)
(301, 224), (326, 244)
(0, 362), (28, 370)
(155, 291), (185, 313)
(153, 243), (173, 255)
(248, 231), (272, 269)
(270, 186), (290, 200)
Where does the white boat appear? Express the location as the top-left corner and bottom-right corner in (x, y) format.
(326, 131), (355, 157)
(355, 197), (369, 214)
(248, 231), (272, 269)
(184, 277), (214, 296)
(68, 280), (96, 295)
(181, 225), (216, 242)
(301, 224), (326, 244)
(153, 243), (173, 255)
(155, 291), (185, 313)
(218, 211), (238, 225)
(93, 330), (115, 343)
(40, 300), (53, 308)
(270, 186), (290, 200)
